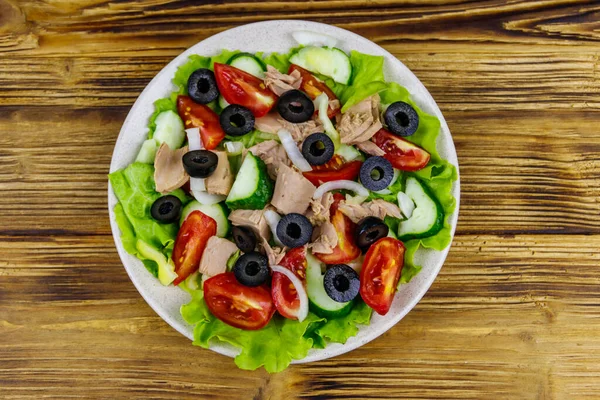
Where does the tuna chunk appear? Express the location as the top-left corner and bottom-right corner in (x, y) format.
(271, 164), (316, 214)
(248, 139), (290, 179)
(308, 221), (338, 254)
(261, 239), (287, 266)
(338, 94), (382, 144)
(154, 143), (189, 194)
(305, 192), (334, 226)
(254, 113), (323, 142)
(338, 199), (402, 224)
(355, 140), (385, 156)
(228, 209), (270, 243)
(198, 236), (238, 277)
(205, 151), (234, 196)
(264, 65), (302, 97)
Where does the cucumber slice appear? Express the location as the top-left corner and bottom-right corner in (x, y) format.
(397, 177), (444, 241)
(336, 144), (363, 162)
(225, 152), (274, 210)
(135, 139), (158, 164)
(306, 252), (354, 318)
(218, 95), (230, 110)
(227, 52), (266, 79)
(135, 239), (177, 285)
(180, 200), (230, 237)
(153, 110), (186, 149)
(289, 46), (352, 84)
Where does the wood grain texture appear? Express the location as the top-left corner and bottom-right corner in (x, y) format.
(1, 0), (600, 399)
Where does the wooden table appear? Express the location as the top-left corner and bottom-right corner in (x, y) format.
(2, 1), (599, 399)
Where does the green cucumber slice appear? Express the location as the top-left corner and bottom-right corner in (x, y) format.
(397, 177), (444, 241)
(180, 201), (230, 238)
(153, 110), (185, 149)
(225, 152), (274, 210)
(289, 46), (352, 84)
(306, 252), (354, 318)
(227, 52), (267, 79)
(135, 139), (158, 164)
(135, 239), (177, 285)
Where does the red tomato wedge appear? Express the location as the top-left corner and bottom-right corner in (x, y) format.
(271, 247), (307, 320)
(176, 95), (224, 150)
(371, 128), (430, 171)
(213, 63), (277, 117)
(288, 64), (340, 118)
(172, 210), (217, 286)
(302, 155), (362, 186)
(360, 237), (405, 315)
(203, 272), (275, 330)
(314, 193), (361, 264)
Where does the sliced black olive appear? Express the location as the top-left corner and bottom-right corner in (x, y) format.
(233, 252), (270, 287)
(356, 216), (389, 250)
(276, 213), (313, 248)
(232, 225), (257, 253)
(187, 68), (219, 104)
(277, 90), (315, 123)
(182, 150), (218, 178)
(359, 156), (394, 191)
(219, 104), (255, 137)
(324, 264), (360, 303)
(150, 195), (182, 224)
(384, 101), (419, 137)
(301, 132), (334, 166)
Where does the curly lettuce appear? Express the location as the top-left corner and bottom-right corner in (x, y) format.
(181, 289), (324, 373)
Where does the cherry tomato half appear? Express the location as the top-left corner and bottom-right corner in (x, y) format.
(302, 155), (362, 187)
(271, 247), (307, 320)
(172, 210), (217, 286)
(371, 128), (430, 171)
(359, 237), (405, 315)
(288, 64), (340, 118)
(213, 63), (277, 118)
(204, 272), (275, 330)
(176, 95), (224, 150)
(314, 193), (361, 264)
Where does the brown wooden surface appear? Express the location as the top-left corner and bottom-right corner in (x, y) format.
(1, 1), (600, 399)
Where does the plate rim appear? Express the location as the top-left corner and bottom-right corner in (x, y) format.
(107, 19), (460, 364)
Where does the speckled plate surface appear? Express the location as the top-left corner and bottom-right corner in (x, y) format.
(108, 20), (460, 364)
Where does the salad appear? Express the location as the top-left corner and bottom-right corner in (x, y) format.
(109, 39), (457, 373)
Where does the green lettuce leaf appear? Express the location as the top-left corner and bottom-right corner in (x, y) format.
(257, 46), (302, 73)
(181, 289), (324, 373)
(311, 301), (373, 344)
(109, 163), (190, 268)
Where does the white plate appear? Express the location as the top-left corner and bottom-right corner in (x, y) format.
(108, 20), (460, 364)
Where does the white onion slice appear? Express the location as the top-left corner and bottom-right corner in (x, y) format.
(292, 30), (338, 48)
(225, 141), (244, 155)
(186, 128), (203, 151)
(264, 210), (284, 247)
(397, 192), (415, 219)
(185, 129), (206, 192)
(345, 194), (369, 205)
(190, 177), (206, 192)
(277, 129), (312, 172)
(374, 169), (400, 195)
(315, 93), (340, 143)
(313, 180), (369, 199)
(192, 190), (225, 205)
(270, 265), (309, 322)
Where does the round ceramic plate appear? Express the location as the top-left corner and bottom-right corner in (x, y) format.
(108, 20), (460, 363)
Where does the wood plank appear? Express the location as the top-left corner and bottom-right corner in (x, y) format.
(2, 234), (600, 399)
